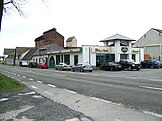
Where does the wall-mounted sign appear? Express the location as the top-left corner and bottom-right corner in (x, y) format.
(92, 48), (109, 53)
(121, 47), (128, 53)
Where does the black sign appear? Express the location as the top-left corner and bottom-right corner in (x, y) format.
(121, 47), (128, 53)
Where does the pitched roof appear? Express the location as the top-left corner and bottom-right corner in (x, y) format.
(33, 44), (64, 56)
(153, 28), (162, 34)
(100, 33), (135, 42)
(43, 28), (57, 34)
(16, 47), (34, 55)
(22, 48), (37, 60)
(66, 36), (75, 42)
(3, 48), (15, 55)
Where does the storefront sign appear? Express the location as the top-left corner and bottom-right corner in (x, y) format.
(93, 48), (109, 53)
(121, 47), (128, 53)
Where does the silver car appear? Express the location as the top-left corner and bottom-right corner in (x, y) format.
(71, 63), (93, 72)
(55, 63), (72, 71)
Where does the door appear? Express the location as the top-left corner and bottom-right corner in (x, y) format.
(49, 56), (55, 68)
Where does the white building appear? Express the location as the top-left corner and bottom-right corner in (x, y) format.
(45, 34), (144, 68)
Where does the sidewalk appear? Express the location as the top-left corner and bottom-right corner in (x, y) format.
(0, 87), (93, 121)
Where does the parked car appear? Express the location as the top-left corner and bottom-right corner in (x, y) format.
(71, 63), (93, 72)
(118, 59), (141, 71)
(55, 63), (72, 71)
(37, 63), (48, 69)
(19, 61), (28, 67)
(141, 60), (160, 69)
(100, 62), (122, 71)
(28, 62), (37, 68)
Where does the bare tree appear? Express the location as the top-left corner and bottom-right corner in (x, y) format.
(0, 0), (46, 31)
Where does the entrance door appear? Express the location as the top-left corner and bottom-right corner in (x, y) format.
(49, 56), (55, 68)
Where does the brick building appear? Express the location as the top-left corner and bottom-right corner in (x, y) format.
(34, 28), (64, 48)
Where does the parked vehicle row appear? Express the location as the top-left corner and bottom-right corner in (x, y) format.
(20, 59), (161, 72)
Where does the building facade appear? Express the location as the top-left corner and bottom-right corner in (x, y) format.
(42, 34), (143, 68)
(35, 28), (64, 48)
(133, 28), (162, 62)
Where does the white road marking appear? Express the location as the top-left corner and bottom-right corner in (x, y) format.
(22, 76), (26, 79)
(29, 78), (34, 81)
(140, 86), (162, 91)
(31, 86), (38, 89)
(44, 91), (53, 96)
(36, 81), (43, 84)
(22, 82), (28, 85)
(63, 89), (77, 94)
(47, 84), (56, 88)
(16, 79), (21, 82)
(143, 111), (162, 118)
(0, 98), (9, 102)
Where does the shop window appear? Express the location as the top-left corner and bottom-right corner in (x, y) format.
(74, 55), (78, 65)
(132, 54), (135, 61)
(56, 55), (60, 65)
(120, 54), (128, 60)
(64, 54), (70, 64)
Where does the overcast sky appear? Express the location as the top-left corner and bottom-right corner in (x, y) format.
(1, 0), (162, 55)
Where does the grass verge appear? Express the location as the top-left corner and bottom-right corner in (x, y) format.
(0, 73), (24, 94)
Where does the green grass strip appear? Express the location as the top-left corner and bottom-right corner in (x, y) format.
(0, 73), (23, 94)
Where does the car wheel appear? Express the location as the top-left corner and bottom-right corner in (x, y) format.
(71, 69), (75, 72)
(89, 70), (92, 72)
(128, 66), (132, 71)
(137, 68), (140, 71)
(150, 65), (154, 69)
(110, 67), (114, 71)
(80, 68), (84, 72)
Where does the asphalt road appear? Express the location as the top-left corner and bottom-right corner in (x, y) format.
(0, 64), (162, 119)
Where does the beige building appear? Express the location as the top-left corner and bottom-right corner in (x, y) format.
(66, 36), (77, 47)
(133, 28), (162, 62)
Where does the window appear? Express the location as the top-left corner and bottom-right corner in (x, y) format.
(56, 55), (60, 65)
(64, 54), (70, 64)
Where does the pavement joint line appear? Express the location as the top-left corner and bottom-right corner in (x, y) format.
(44, 91), (53, 96)
(31, 86), (38, 89)
(47, 84), (56, 88)
(63, 89), (77, 94)
(140, 86), (162, 91)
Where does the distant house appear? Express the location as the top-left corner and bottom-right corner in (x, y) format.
(3, 48), (15, 65)
(133, 28), (162, 61)
(15, 47), (34, 65)
(34, 28), (64, 48)
(3, 47), (34, 65)
(66, 36), (77, 47)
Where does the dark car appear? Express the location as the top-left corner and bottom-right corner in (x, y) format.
(28, 62), (37, 68)
(37, 63), (48, 69)
(141, 60), (160, 69)
(118, 59), (141, 71)
(71, 63), (93, 72)
(100, 62), (122, 71)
